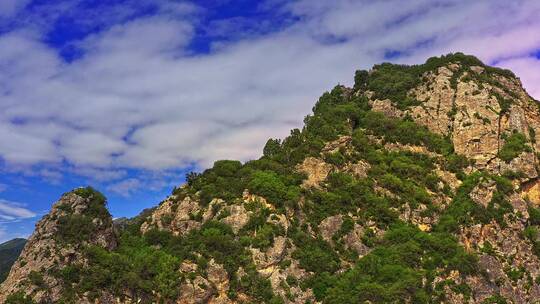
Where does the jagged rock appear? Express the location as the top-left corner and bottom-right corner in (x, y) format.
(176, 259), (233, 304)
(383, 142), (439, 157)
(370, 99), (403, 119)
(371, 62), (540, 180)
(296, 157), (333, 189)
(470, 180), (496, 208)
(435, 168), (462, 191)
(178, 275), (215, 304)
(522, 179), (540, 206)
(6, 54), (540, 304)
(219, 204), (251, 233)
(207, 259), (231, 304)
(342, 224), (370, 257)
(322, 135), (352, 153)
(318, 215), (343, 243)
(344, 160), (370, 178)
(141, 196), (203, 236)
(251, 236), (288, 272)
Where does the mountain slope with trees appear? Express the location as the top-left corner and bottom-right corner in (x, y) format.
(2, 53), (540, 304)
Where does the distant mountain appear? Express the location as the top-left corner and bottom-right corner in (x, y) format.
(0, 238), (26, 283)
(2, 53), (540, 303)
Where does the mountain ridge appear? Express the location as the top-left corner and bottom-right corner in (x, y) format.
(2, 53), (540, 304)
(0, 238), (27, 285)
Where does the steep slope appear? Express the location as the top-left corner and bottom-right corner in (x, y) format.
(0, 239), (26, 284)
(2, 53), (540, 304)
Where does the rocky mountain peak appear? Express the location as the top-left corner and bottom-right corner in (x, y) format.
(0, 187), (116, 303)
(359, 53), (540, 204)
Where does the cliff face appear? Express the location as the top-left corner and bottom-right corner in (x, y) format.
(370, 62), (539, 180)
(3, 53), (540, 304)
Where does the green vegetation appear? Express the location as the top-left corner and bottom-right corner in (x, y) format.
(498, 132), (532, 162)
(358, 111), (453, 154)
(5, 292), (35, 304)
(50, 219), (281, 303)
(358, 52), (516, 110)
(315, 223), (477, 303)
(55, 187), (111, 244)
(291, 230), (340, 274)
(436, 172), (514, 233)
(366, 63), (422, 109)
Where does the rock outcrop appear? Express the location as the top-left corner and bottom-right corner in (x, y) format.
(0, 188), (116, 303)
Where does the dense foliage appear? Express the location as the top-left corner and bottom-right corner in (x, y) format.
(498, 132), (532, 162)
(55, 187), (111, 244)
(323, 224), (477, 303)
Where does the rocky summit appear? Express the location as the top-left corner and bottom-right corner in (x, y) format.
(2, 53), (540, 304)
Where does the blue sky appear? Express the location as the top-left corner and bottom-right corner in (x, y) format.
(0, 0), (540, 242)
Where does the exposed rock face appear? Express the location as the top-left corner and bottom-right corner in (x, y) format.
(344, 160), (370, 178)
(297, 157), (333, 188)
(219, 204), (251, 234)
(372, 64), (539, 179)
(141, 196), (203, 236)
(177, 259), (231, 304)
(0, 188), (116, 303)
(457, 217), (540, 304)
(318, 215), (343, 243)
(523, 179), (540, 205)
(342, 224), (370, 257)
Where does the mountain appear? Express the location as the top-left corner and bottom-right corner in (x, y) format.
(0, 239), (26, 284)
(2, 53), (540, 303)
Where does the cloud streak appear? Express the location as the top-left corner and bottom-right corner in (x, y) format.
(0, 0), (538, 190)
(0, 200), (36, 222)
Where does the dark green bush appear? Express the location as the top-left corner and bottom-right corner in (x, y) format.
(498, 132), (532, 162)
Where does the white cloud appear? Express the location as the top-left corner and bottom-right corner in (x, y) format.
(107, 178), (142, 197)
(0, 0), (539, 178)
(0, 200), (36, 222)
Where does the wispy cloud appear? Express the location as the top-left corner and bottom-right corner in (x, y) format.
(107, 178), (142, 197)
(0, 199), (36, 222)
(0, 0), (538, 181)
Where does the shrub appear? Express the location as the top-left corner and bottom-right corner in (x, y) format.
(5, 292), (35, 304)
(498, 132), (531, 162)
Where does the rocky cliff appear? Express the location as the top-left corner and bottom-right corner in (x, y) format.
(2, 53), (540, 304)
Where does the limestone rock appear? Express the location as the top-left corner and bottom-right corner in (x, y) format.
(297, 157), (333, 189)
(219, 204), (251, 234)
(318, 215), (343, 243)
(342, 224), (371, 257)
(522, 179), (540, 206)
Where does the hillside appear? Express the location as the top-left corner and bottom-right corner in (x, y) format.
(0, 239), (26, 284)
(2, 53), (540, 304)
